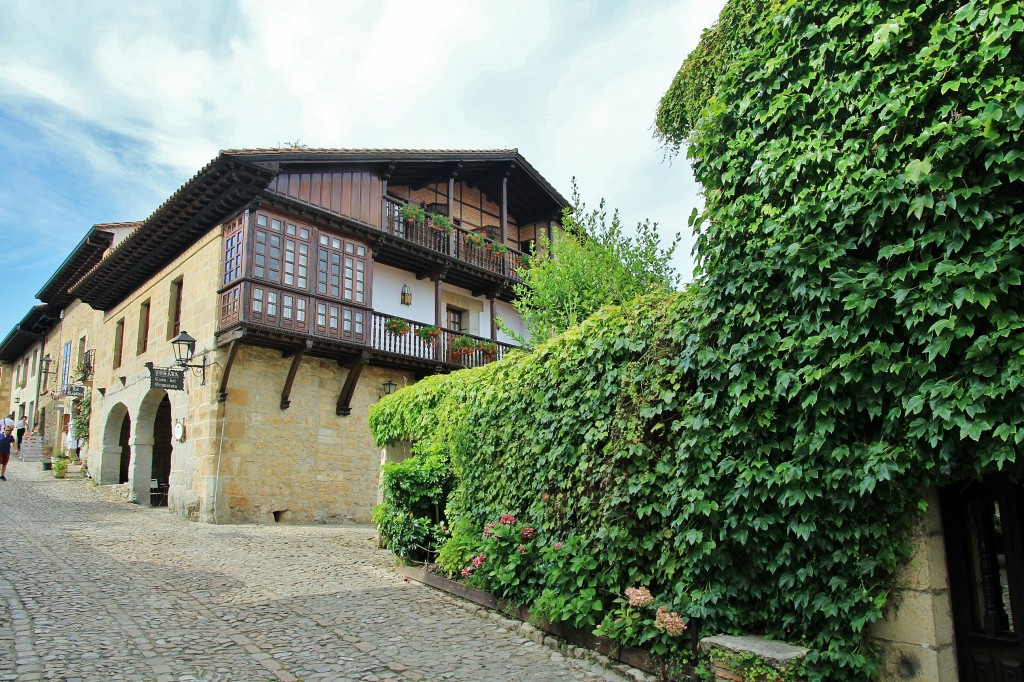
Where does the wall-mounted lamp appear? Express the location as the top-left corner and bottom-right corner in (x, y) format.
(382, 380), (398, 396)
(13, 397), (20, 405)
(171, 330), (206, 385)
(40, 354), (58, 377)
(400, 284), (412, 306)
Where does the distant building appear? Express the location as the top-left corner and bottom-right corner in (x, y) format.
(0, 148), (567, 523)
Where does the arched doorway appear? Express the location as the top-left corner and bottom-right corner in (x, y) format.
(118, 413), (131, 484)
(97, 402), (131, 487)
(149, 395), (172, 507)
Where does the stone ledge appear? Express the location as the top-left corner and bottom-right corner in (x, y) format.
(700, 634), (809, 670)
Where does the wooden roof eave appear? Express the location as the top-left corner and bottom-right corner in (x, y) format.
(72, 158), (276, 311)
(0, 305), (60, 362)
(35, 227), (116, 306)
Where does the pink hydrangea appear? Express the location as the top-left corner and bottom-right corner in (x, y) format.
(517, 545), (527, 554)
(499, 513), (517, 526)
(521, 526), (536, 540)
(471, 554), (487, 569)
(461, 567), (472, 578)
(625, 586), (654, 608)
(654, 606), (688, 636)
(553, 541), (562, 550)
(483, 522), (496, 538)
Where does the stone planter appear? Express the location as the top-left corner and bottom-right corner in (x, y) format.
(53, 469), (66, 479)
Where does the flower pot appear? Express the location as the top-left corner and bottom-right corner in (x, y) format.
(53, 469), (66, 479)
(41, 459), (52, 471)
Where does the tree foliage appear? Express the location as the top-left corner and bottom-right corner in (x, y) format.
(373, 1), (1024, 679)
(508, 179), (681, 347)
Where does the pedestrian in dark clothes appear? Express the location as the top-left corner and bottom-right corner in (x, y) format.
(0, 425), (15, 480)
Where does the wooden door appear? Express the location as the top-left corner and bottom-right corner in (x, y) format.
(942, 474), (1024, 681)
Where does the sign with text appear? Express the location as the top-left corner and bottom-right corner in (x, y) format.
(63, 384), (85, 397)
(149, 366), (185, 391)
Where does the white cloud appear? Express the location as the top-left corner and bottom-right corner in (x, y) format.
(0, 0), (725, 335)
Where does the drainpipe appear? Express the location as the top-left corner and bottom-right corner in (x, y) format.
(213, 395), (227, 524)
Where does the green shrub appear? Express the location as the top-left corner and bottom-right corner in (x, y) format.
(373, 453), (452, 562)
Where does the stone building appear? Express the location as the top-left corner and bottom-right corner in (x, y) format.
(0, 148), (568, 525)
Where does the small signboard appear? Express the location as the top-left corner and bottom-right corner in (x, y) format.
(149, 366), (185, 391)
(64, 384), (85, 397)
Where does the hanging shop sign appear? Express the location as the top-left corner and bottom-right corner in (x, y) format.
(149, 366), (185, 391)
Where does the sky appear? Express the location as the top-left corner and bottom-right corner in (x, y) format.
(0, 0), (725, 339)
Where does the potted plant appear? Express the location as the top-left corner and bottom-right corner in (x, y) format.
(491, 243), (509, 257)
(466, 232), (485, 248)
(430, 214), (453, 235)
(400, 203), (426, 225)
(41, 446), (53, 471)
(449, 335), (477, 356)
(477, 340), (498, 360)
(74, 361), (92, 380)
(384, 317), (411, 336)
(416, 325), (441, 345)
(52, 457), (68, 479)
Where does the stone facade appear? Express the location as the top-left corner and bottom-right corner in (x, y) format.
(77, 227), (409, 524)
(214, 345), (410, 524)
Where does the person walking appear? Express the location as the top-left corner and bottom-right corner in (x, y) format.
(0, 424), (14, 480)
(0, 413), (14, 433)
(16, 415), (27, 452)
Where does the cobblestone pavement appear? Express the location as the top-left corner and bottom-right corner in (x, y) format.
(0, 460), (639, 682)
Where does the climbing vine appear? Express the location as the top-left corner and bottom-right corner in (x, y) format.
(373, 1), (1024, 679)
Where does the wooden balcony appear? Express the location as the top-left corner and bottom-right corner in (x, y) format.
(369, 312), (514, 369)
(382, 198), (526, 281)
(218, 281), (514, 371)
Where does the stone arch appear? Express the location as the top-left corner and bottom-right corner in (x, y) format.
(130, 389), (174, 507)
(97, 402), (131, 487)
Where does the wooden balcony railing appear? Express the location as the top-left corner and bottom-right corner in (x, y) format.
(370, 312), (514, 368)
(383, 197), (525, 279)
(220, 281), (370, 345)
(218, 282), (515, 368)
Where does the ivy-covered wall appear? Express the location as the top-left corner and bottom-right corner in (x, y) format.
(372, 1), (1023, 680)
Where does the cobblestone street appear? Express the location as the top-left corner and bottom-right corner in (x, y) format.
(0, 460), (633, 682)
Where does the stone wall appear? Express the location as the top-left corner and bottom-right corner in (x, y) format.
(215, 345), (411, 524)
(871, 488), (958, 681)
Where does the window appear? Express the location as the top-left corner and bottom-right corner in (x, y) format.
(137, 300), (151, 354)
(61, 342), (72, 387)
(447, 307), (465, 332)
(77, 336), (86, 367)
(318, 235), (367, 302)
(113, 318), (125, 369)
(223, 214), (245, 285)
(168, 277), (183, 339)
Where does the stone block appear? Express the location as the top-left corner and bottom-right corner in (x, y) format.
(700, 635), (808, 671)
(872, 590), (950, 645)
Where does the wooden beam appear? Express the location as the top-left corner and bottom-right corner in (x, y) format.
(336, 351), (370, 416)
(280, 340), (313, 410)
(218, 338), (242, 402)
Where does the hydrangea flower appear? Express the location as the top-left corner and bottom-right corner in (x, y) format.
(625, 586), (654, 608)
(499, 513), (517, 525)
(471, 554), (487, 569)
(521, 526), (535, 540)
(654, 606), (688, 636)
